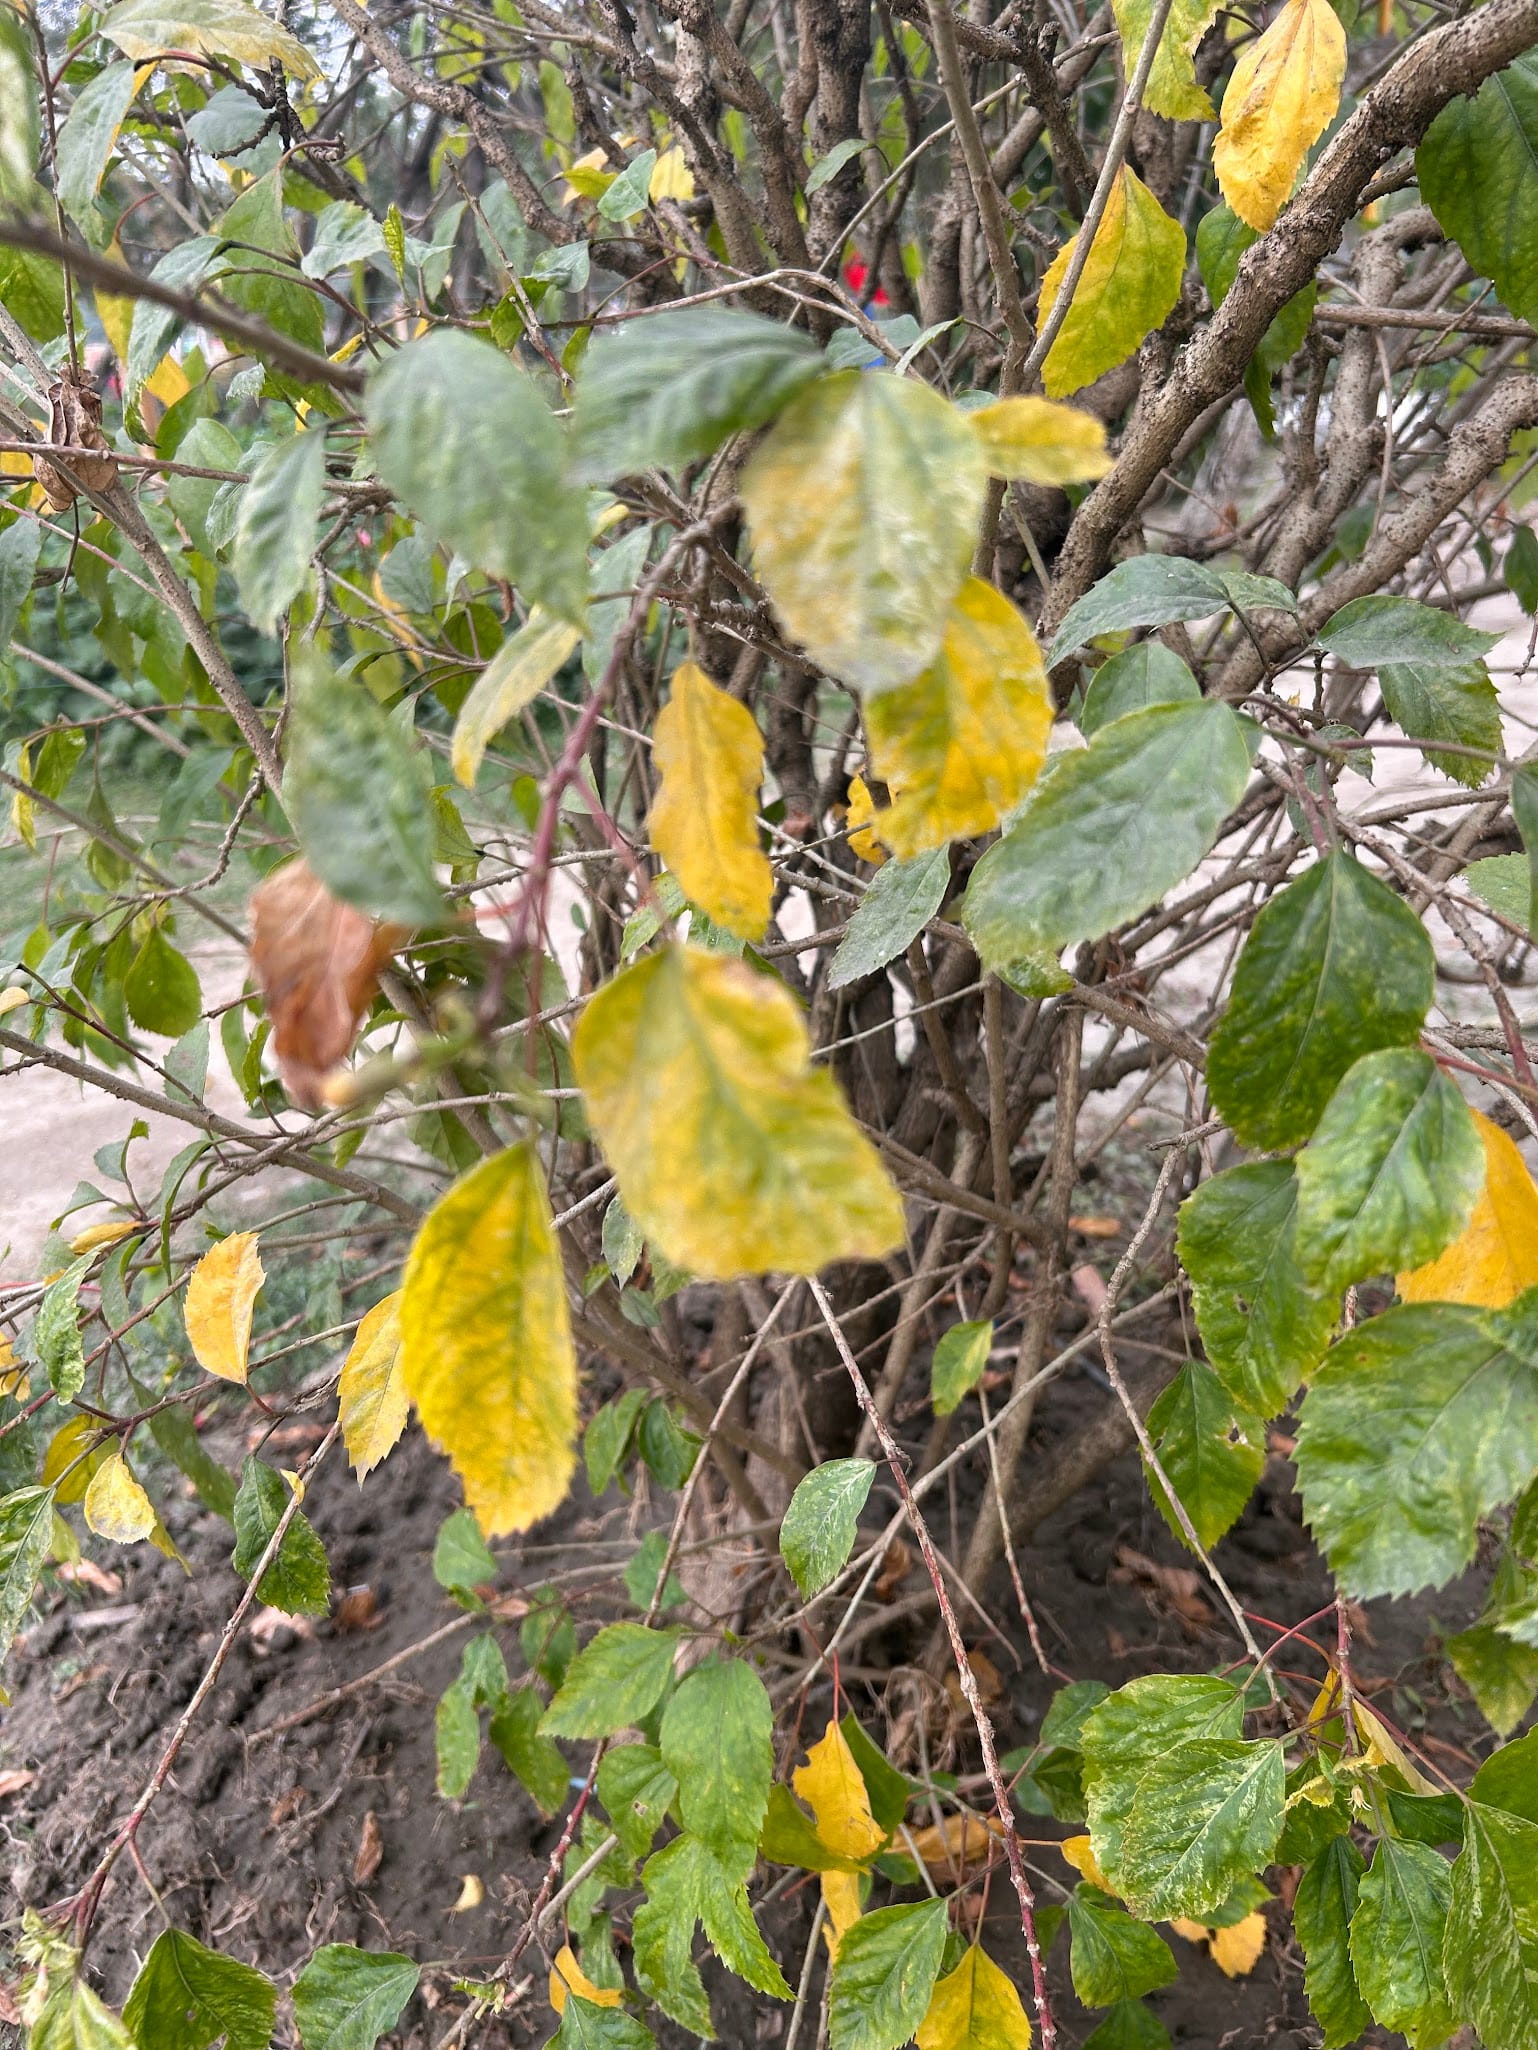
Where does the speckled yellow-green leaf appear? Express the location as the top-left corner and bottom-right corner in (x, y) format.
(451, 609), (581, 789)
(1213, 0), (1345, 231)
(649, 661), (772, 941)
(741, 370), (987, 695)
(863, 577), (1053, 858)
(1039, 168), (1186, 399)
(966, 395), (1112, 485)
(400, 1144), (577, 1536)
(571, 946), (904, 1278)
(1113, 0), (1223, 120)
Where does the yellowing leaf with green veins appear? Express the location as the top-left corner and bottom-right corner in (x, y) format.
(1039, 168), (1186, 399)
(863, 578), (1053, 858)
(100, 0), (321, 77)
(1114, 0), (1223, 120)
(741, 370), (987, 695)
(83, 1454), (157, 1545)
(184, 1232), (264, 1384)
(793, 1720), (888, 1862)
(400, 1144), (577, 1536)
(339, 1291), (408, 1481)
(967, 395), (1112, 485)
(1398, 1110), (1538, 1309)
(572, 946), (904, 1278)
(451, 609), (582, 788)
(1213, 0), (1345, 230)
(549, 1945), (621, 2016)
(649, 661), (772, 942)
(916, 1944), (1033, 2050)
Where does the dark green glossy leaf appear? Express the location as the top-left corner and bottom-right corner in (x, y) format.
(124, 925), (202, 1039)
(1048, 555), (1295, 666)
(291, 1947), (419, 2050)
(1379, 660), (1502, 789)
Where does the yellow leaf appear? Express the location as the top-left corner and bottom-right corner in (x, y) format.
(1398, 1110), (1538, 1308)
(846, 774), (889, 864)
(101, 0), (321, 77)
(42, 1415), (110, 1506)
(1168, 1918), (1211, 1946)
(907, 1813), (1004, 1876)
(1212, 0), (1346, 231)
(821, 1869), (863, 1956)
(184, 1232), (265, 1384)
(863, 578), (1053, 858)
(549, 1945), (621, 2016)
(11, 741), (33, 852)
(83, 1453), (157, 1545)
(67, 1220), (138, 1256)
(967, 397), (1112, 486)
(0, 1336), (28, 1399)
(1208, 1912), (1268, 1977)
(793, 1720), (888, 1861)
(1352, 1696), (1436, 1795)
(339, 1291), (408, 1482)
(448, 1873), (484, 1912)
(1058, 1834), (1113, 1894)
(399, 1143), (578, 1537)
(451, 609), (582, 787)
(649, 661), (772, 942)
(1113, 0), (1222, 119)
(650, 146), (695, 202)
(0, 986), (28, 1017)
(1039, 168), (1186, 400)
(917, 1944), (1032, 2050)
(572, 945), (905, 1278)
(742, 370), (988, 695)
(563, 144), (616, 204)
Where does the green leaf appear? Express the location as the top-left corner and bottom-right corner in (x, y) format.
(0, 1486), (56, 1677)
(596, 148), (656, 220)
(0, 517), (42, 651)
(1206, 852), (1433, 1152)
(1350, 1839), (1456, 2050)
(231, 1457), (331, 1616)
(234, 432), (326, 635)
(584, 1388), (647, 1493)
(101, 0), (319, 75)
(1038, 168), (1185, 399)
(212, 170), (323, 352)
(1110, 1738), (1284, 1922)
(540, 1623), (678, 1738)
(1513, 764), (1538, 941)
(364, 331), (587, 622)
(1379, 661), (1502, 788)
(301, 201), (386, 278)
(827, 1897), (949, 2050)
(1113, 0), (1220, 118)
(758, 1781), (865, 1871)
(1508, 525), (1538, 613)
(290, 1947), (419, 2050)
(963, 702), (1251, 969)
(840, 1712), (913, 1838)
(435, 1678), (479, 1798)
(930, 1319), (994, 1418)
(1066, 1888), (1178, 2006)
(659, 1657), (774, 1859)
(806, 136), (876, 192)
(488, 1684), (569, 1814)
(1295, 1291), (1538, 1597)
(30, 1974), (136, 2050)
(432, 1508), (497, 1595)
(1316, 593), (1499, 668)
(779, 1458), (876, 1596)
(34, 1255), (92, 1401)
(1177, 1162), (1335, 1417)
(633, 1832), (790, 2033)
(1418, 52), (1538, 324)
(1144, 1360), (1266, 1549)
(1293, 1838), (1372, 2050)
(1195, 203), (1316, 377)
(1293, 1049), (1484, 1292)
(1444, 1795), (1538, 2050)
(124, 925), (202, 1039)
(550, 1998), (654, 2050)
(1464, 852), (1532, 935)
(1041, 1679), (1111, 1751)
(828, 847), (951, 991)
(1080, 1676), (1245, 1890)
(596, 1742), (677, 1862)
(0, 8), (36, 209)
(741, 369), (987, 696)
(1081, 2002), (1170, 2050)
(1078, 643), (1199, 736)
(283, 662), (443, 929)
(124, 1929), (276, 2050)
(55, 62), (137, 223)
(0, 245), (64, 341)
(1048, 555), (1296, 667)
(1446, 1611), (1538, 1737)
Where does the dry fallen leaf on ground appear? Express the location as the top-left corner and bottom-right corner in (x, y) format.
(353, 1810), (384, 1884)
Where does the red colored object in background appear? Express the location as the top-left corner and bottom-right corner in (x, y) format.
(843, 257), (889, 309)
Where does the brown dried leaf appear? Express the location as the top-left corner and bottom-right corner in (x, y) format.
(0, 1769), (35, 1798)
(874, 1537), (913, 1603)
(34, 372), (119, 511)
(905, 1812), (1003, 1876)
(335, 1586), (382, 1631)
(354, 1809), (384, 1884)
(1111, 1544), (1215, 1632)
(249, 859), (400, 1110)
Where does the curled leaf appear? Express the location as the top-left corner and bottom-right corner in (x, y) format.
(184, 1232), (264, 1384)
(249, 858), (400, 1111)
